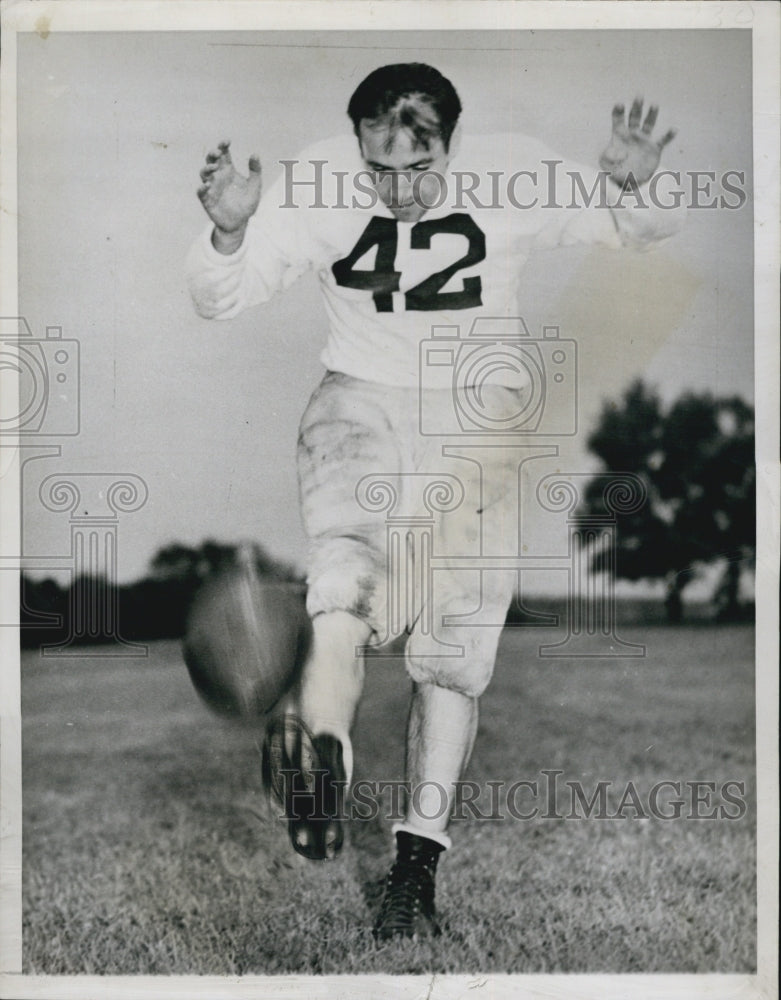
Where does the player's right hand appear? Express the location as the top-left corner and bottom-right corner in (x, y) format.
(197, 141), (262, 235)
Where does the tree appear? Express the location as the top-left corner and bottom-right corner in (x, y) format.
(149, 538), (301, 587)
(581, 380), (755, 621)
(149, 540), (235, 585)
(20, 539), (303, 648)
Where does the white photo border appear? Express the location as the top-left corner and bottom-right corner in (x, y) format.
(1, 2), (778, 998)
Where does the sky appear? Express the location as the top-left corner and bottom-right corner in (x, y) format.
(12, 28), (754, 588)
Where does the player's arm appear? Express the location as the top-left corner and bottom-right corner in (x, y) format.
(599, 98), (676, 191)
(198, 141), (262, 254)
(187, 141), (312, 320)
(598, 98), (684, 248)
(536, 99), (685, 252)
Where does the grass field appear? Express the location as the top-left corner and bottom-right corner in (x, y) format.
(21, 620), (756, 975)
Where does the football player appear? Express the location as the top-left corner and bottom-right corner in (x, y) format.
(187, 63), (683, 940)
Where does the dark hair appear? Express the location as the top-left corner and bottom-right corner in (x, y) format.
(347, 63), (462, 151)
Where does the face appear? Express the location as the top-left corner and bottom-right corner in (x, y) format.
(358, 122), (453, 224)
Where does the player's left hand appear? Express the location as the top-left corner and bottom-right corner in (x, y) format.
(599, 98), (677, 188)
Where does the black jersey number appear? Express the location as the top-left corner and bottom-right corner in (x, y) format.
(332, 214), (485, 312)
(331, 216), (400, 313)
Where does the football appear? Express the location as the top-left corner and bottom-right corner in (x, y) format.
(183, 563), (311, 719)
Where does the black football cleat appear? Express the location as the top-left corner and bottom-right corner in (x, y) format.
(261, 714), (347, 861)
(373, 831), (445, 941)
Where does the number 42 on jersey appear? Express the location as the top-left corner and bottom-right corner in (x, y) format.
(332, 213), (486, 313)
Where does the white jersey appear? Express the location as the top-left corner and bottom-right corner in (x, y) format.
(186, 133), (684, 388)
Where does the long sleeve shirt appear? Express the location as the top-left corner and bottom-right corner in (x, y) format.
(187, 132), (685, 390)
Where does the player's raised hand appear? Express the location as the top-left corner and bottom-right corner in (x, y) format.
(197, 141), (262, 237)
(599, 99), (676, 188)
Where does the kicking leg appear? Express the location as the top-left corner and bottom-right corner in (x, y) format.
(275, 373), (402, 861)
(296, 608), (371, 783)
(263, 609), (371, 862)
